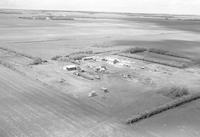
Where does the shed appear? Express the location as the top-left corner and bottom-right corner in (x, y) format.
(63, 65), (77, 71)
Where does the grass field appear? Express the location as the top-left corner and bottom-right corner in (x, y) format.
(1, 9), (200, 137)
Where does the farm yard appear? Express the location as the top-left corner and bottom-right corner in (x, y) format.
(1, 9), (200, 137)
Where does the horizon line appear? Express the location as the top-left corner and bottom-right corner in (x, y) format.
(1, 8), (200, 17)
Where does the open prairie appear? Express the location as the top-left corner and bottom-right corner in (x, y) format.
(1, 9), (200, 137)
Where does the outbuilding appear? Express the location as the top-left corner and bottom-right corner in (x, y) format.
(63, 65), (77, 71)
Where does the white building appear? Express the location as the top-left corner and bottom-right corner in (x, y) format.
(63, 65), (77, 71)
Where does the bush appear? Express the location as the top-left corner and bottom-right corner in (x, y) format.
(127, 91), (200, 125)
(125, 47), (147, 54)
(51, 55), (62, 60)
(158, 86), (189, 99)
(58, 56), (70, 62)
(69, 54), (87, 60)
(66, 50), (94, 60)
(168, 87), (189, 98)
(148, 48), (168, 54)
(30, 58), (47, 65)
(148, 48), (190, 59)
(70, 50), (93, 55)
(118, 53), (187, 68)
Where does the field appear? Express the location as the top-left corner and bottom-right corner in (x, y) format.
(1, 9), (200, 137)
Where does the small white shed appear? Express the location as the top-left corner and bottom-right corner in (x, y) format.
(63, 65), (77, 71)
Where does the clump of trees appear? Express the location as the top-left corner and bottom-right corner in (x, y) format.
(158, 86), (189, 99)
(30, 58), (47, 65)
(124, 47), (147, 54)
(51, 55), (62, 61)
(122, 47), (190, 60)
(148, 48), (190, 59)
(127, 90), (200, 125)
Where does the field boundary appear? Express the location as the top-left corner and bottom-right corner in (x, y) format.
(126, 93), (200, 125)
(0, 60), (27, 76)
(0, 59), (52, 89)
(0, 46), (36, 60)
(118, 53), (189, 68)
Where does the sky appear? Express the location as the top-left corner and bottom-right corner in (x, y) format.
(0, 0), (200, 15)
